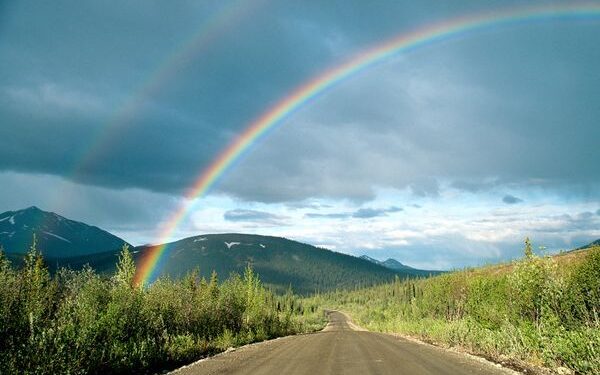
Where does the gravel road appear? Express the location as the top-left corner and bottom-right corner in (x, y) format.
(171, 310), (518, 375)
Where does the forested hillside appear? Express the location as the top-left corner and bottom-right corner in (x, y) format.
(134, 234), (415, 294)
(46, 234), (430, 294)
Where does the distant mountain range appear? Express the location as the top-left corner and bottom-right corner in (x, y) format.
(0, 206), (129, 257)
(359, 255), (414, 270)
(359, 255), (441, 276)
(0, 207), (440, 294)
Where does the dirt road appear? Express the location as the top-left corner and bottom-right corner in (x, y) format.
(172, 311), (516, 375)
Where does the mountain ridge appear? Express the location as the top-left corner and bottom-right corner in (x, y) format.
(1, 207), (441, 294)
(131, 233), (410, 294)
(0, 206), (129, 257)
(360, 254), (414, 270)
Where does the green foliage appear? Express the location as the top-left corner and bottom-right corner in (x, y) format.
(0, 238), (325, 374)
(568, 245), (600, 325)
(524, 237), (534, 258)
(314, 240), (600, 374)
(114, 244), (136, 288)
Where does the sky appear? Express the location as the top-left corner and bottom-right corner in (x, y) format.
(0, 0), (599, 270)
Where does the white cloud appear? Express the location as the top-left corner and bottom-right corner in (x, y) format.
(1, 174), (596, 270)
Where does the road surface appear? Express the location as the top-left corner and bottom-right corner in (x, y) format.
(172, 311), (516, 375)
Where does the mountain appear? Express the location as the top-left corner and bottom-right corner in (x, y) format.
(381, 258), (414, 271)
(359, 255), (380, 264)
(67, 234), (418, 294)
(0, 207), (439, 293)
(359, 254), (441, 276)
(129, 234), (417, 294)
(359, 254), (414, 270)
(0, 206), (129, 257)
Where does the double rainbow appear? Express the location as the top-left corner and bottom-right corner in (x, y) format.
(134, 3), (600, 285)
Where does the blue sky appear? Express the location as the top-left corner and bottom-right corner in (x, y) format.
(0, 1), (599, 269)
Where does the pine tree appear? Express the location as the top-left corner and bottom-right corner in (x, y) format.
(208, 270), (219, 299)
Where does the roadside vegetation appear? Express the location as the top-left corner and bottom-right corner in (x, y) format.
(313, 240), (600, 374)
(0, 236), (325, 375)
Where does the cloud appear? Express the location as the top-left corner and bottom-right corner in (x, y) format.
(305, 212), (351, 219)
(0, 171), (181, 245)
(1, 1), (599, 270)
(305, 206), (402, 220)
(0, 1), (598, 204)
(285, 201), (332, 210)
(502, 194), (523, 204)
(352, 206), (402, 218)
(452, 179), (499, 193)
(223, 209), (288, 225)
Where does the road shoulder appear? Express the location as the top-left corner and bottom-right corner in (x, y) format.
(338, 311), (555, 375)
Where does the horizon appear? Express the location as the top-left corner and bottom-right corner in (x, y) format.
(1, 1), (599, 271)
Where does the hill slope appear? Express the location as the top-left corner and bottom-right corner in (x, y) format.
(133, 234), (412, 294)
(64, 234), (423, 294)
(578, 238), (600, 250)
(0, 206), (129, 257)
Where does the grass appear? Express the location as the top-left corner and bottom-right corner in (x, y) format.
(309, 242), (600, 374)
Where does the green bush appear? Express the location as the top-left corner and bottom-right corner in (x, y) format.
(315, 239), (600, 374)
(0, 241), (323, 374)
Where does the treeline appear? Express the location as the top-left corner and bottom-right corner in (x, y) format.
(0, 237), (324, 374)
(314, 241), (600, 374)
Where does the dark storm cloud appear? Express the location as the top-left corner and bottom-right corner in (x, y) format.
(1, 0), (599, 204)
(223, 209), (288, 225)
(0, 172), (179, 244)
(217, 13), (600, 202)
(0, 0), (341, 194)
(502, 195), (523, 204)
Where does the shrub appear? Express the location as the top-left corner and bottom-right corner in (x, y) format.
(0, 240), (321, 374)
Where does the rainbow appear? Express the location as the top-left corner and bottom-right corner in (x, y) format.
(71, 0), (262, 178)
(134, 3), (600, 285)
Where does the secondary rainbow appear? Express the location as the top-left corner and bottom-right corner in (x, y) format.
(70, 0), (261, 178)
(134, 3), (600, 285)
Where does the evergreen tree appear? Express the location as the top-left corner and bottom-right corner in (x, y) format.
(209, 270), (219, 299)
